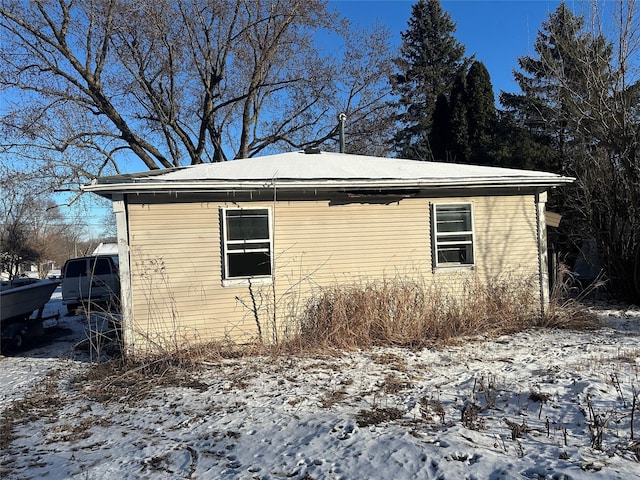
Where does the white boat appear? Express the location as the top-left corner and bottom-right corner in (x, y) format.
(1, 279), (59, 349)
(1, 278), (59, 323)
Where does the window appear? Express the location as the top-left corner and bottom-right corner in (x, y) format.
(91, 257), (113, 275)
(221, 208), (272, 281)
(432, 203), (474, 267)
(64, 259), (86, 278)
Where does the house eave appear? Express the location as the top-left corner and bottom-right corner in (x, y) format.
(83, 176), (575, 198)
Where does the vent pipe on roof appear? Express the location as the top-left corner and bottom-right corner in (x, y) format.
(338, 112), (347, 153)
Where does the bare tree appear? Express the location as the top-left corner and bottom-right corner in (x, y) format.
(501, 1), (640, 301)
(574, 0), (640, 301)
(0, 222), (38, 280)
(0, 0), (394, 184)
(0, 165), (82, 278)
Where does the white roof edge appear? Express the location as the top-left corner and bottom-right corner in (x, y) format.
(83, 176), (574, 194)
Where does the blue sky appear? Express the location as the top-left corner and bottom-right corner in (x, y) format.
(331, 0), (564, 100)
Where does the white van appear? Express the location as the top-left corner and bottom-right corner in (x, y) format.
(61, 255), (120, 314)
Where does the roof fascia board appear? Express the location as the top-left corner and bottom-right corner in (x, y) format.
(83, 177), (575, 196)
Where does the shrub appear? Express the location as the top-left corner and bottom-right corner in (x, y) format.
(295, 274), (541, 349)
(539, 264), (600, 330)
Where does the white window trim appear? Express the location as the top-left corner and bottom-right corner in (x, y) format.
(431, 202), (475, 269)
(221, 207), (273, 287)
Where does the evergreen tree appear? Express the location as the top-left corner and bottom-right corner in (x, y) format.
(491, 112), (556, 170)
(499, 2), (610, 173)
(390, 0), (467, 160)
(429, 60), (497, 164)
(448, 72), (470, 162)
(500, 2), (640, 302)
(429, 94), (452, 161)
(465, 61), (497, 165)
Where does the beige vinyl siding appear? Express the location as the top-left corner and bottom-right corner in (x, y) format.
(471, 195), (539, 277)
(273, 199), (431, 282)
(125, 193), (541, 348)
(127, 202), (254, 347)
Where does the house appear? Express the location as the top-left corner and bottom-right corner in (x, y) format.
(84, 150), (573, 355)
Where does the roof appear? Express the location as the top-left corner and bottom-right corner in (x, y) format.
(84, 150), (574, 196)
(92, 242), (118, 256)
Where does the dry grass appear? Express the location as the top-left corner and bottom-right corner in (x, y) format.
(539, 264), (601, 330)
(320, 389), (349, 408)
(355, 406), (404, 427)
(0, 370), (64, 451)
(538, 299), (599, 330)
(71, 357), (209, 405)
(95, 267), (600, 366)
(122, 249), (600, 360)
(294, 275), (542, 350)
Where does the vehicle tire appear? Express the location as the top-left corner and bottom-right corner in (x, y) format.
(12, 333), (22, 350)
(67, 304), (79, 315)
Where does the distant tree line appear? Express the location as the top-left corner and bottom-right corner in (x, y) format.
(0, 165), (114, 279)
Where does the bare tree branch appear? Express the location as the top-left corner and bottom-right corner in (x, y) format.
(1, 0), (394, 180)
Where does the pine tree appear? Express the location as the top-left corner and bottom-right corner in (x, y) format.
(448, 72), (470, 162)
(430, 60), (497, 164)
(499, 2), (640, 302)
(465, 61), (496, 165)
(429, 94), (452, 161)
(499, 2), (610, 173)
(492, 113), (556, 170)
(390, 0), (467, 160)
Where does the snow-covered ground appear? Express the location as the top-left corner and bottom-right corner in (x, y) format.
(1, 291), (639, 479)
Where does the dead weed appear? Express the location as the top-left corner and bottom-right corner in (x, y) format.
(1, 369), (65, 451)
(297, 275), (545, 350)
(356, 406), (404, 427)
(71, 358), (208, 405)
